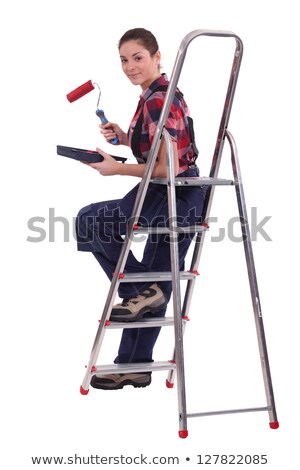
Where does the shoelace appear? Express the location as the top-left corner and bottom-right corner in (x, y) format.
(121, 297), (137, 306)
(121, 288), (154, 307)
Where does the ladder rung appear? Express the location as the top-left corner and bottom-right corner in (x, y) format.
(133, 225), (208, 234)
(92, 361), (176, 376)
(105, 317), (176, 329)
(187, 406), (270, 419)
(151, 176), (235, 186)
(117, 271), (199, 282)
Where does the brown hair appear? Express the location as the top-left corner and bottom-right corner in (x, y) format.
(118, 28), (159, 57)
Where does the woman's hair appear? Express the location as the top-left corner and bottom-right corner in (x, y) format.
(118, 28), (159, 56)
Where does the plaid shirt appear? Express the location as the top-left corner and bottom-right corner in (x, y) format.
(128, 74), (196, 173)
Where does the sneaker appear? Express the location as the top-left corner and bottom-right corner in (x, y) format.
(90, 372), (152, 390)
(110, 283), (167, 322)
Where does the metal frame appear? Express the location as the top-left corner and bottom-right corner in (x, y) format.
(79, 29), (279, 438)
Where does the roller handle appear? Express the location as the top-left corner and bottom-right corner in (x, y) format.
(96, 109), (119, 145)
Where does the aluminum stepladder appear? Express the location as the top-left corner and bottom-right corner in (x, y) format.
(79, 30), (279, 438)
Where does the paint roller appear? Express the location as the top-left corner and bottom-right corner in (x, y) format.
(66, 80), (119, 145)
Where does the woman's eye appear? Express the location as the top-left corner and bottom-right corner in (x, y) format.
(135, 56), (142, 61)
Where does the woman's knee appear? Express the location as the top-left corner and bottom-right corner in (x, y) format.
(76, 204), (97, 239)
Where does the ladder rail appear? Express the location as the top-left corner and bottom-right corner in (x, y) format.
(187, 31), (243, 267)
(226, 130), (278, 426)
(163, 129), (188, 433)
(167, 30), (243, 386)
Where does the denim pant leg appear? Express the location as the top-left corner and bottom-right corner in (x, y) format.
(114, 281), (173, 364)
(115, 170), (207, 364)
(76, 193), (153, 298)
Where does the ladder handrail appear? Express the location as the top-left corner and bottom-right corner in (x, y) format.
(180, 31), (243, 302)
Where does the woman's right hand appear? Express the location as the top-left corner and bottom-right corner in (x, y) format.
(99, 122), (128, 146)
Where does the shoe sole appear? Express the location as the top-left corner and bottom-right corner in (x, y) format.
(90, 376), (151, 390)
(110, 299), (168, 323)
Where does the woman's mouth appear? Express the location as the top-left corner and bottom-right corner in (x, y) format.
(128, 73), (140, 79)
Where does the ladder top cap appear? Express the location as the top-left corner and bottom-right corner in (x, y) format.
(182, 29), (243, 45)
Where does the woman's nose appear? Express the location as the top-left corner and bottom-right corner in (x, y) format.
(128, 61), (136, 70)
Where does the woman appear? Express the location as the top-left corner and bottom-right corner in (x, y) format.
(76, 28), (206, 390)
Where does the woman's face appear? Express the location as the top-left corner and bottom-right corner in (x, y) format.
(119, 40), (161, 90)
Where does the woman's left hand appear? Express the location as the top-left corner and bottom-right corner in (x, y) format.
(82, 148), (120, 176)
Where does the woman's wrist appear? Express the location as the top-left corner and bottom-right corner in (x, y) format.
(119, 132), (129, 146)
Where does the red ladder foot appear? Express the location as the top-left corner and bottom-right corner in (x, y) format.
(80, 386), (89, 395)
(269, 421), (279, 429)
(179, 430), (188, 439)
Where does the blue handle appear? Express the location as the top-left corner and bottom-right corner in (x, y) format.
(96, 109), (119, 145)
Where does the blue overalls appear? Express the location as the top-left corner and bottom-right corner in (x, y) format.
(76, 166), (206, 364)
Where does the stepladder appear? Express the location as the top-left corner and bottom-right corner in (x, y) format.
(78, 29), (279, 438)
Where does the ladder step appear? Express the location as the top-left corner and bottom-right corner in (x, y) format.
(133, 224), (208, 234)
(92, 361), (176, 376)
(151, 176), (235, 186)
(117, 271), (199, 282)
(105, 317), (176, 329)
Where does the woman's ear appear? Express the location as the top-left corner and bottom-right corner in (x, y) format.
(155, 50), (161, 67)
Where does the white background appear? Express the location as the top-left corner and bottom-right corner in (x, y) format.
(1, 0), (299, 468)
